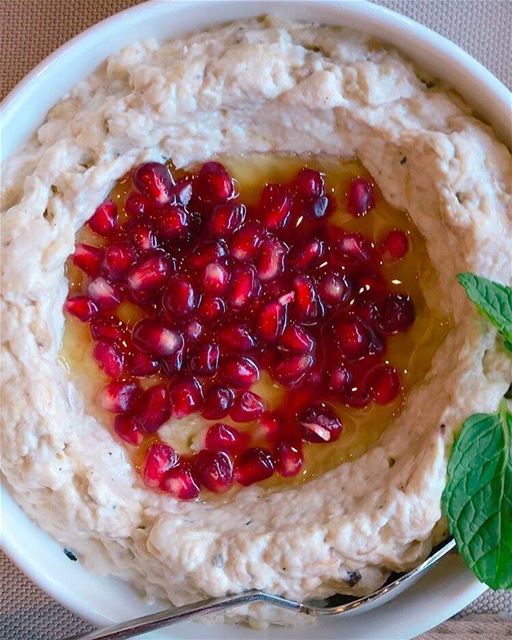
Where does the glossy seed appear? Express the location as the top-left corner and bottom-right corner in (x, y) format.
(297, 403), (343, 443)
(132, 319), (183, 357)
(133, 162), (174, 205)
(142, 443), (179, 488)
(193, 450), (234, 493)
(230, 391), (265, 422)
(201, 386), (235, 420)
(221, 356), (260, 388)
(161, 466), (199, 499)
(205, 423), (248, 453)
(234, 448), (275, 485)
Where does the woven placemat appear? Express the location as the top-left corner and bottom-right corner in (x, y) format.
(1, 0), (511, 638)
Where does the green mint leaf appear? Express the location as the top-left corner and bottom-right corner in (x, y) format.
(458, 273), (512, 345)
(442, 401), (512, 590)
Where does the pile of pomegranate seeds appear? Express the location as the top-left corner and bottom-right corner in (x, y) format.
(65, 160), (415, 498)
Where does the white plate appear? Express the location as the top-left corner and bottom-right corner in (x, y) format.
(2, 1), (510, 638)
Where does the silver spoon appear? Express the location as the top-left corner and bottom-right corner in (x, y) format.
(66, 538), (455, 640)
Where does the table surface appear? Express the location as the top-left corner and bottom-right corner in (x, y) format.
(0, 1), (511, 639)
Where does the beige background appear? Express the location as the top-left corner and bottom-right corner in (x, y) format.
(0, 0), (511, 638)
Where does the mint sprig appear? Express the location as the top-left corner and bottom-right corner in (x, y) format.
(442, 401), (512, 590)
(458, 273), (512, 351)
(442, 272), (512, 590)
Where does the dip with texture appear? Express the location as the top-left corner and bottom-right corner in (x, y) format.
(1, 16), (511, 627)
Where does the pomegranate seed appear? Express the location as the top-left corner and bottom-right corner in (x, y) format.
(193, 450), (234, 493)
(133, 162), (174, 204)
(132, 319), (183, 357)
(366, 365), (401, 405)
(127, 285), (159, 309)
(71, 243), (104, 277)
(235, 448), (275, 485)
(103, 243), (135, 279)
(189, 342), (220, 376)
(161, 344), (184, 375)
(205, 423), (247, 453)
(230, 391), (264, 422)
(196, 162), (235, 203)
(380, 229), (409, 261)
(170, 178), (193, 207)
(229, 222), (262, 260)
(129, 350), (160, 376)
(127, 253), (172, 292)
(170, 378), (203, 418)
(142, 443), (179, 488)
(87, 277), (121, 310)
(135, 384), (171, 433)
(209, 203), (246, 237)
(162, 278), (197, 318)
(99, 381), (139, 413)
(129, 223), (158, 253)
(217, 324), (256, 353)
(335, 233), (373, 265)
(114, 415), (143, 446)
(188, 240), (227, 270)
(64, 295), (98, 321)
(197, 295), (226, 321)
(295, 168), (324, 199)
(346, 177), (375, 216)
(293, 276), (319, 321)
(288, 238), (324, 269)
(297, 404), (342, 443)
(87, 200), (118, 236)
(341, 387), (371, 409)
(318, 272), (351, 306)
(328, 366), (352, 391)
(184, 319), (204, 342)
(308, 195), (330, 220)
(260, 184), (291, 229)
(93, 340), (125, 377)
(221, 356), (260, 388)
(256, 236), (287, 281)
(228, 265), (258, 308)
(157, 204), (190, 239)
(89, 316), (126, 342)
(161, 465), (199, 499)
(280, 324), (315, 352)
(275, 441), (304, 477)
(202, 386), (235, 419)
(273, 354), (314, 387)
(201, 262), (230, 294)
(334, 317), (370, 360)
(258, 300), (287, 342)
(379, 294), (415, 334)
(125, 191), (154, 218)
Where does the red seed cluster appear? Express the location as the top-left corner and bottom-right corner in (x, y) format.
(65, 161), (414, 498)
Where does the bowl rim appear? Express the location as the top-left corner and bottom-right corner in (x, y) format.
(1, 0), (505, 636)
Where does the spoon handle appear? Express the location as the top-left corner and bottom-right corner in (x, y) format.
(65, 590), (303, 640)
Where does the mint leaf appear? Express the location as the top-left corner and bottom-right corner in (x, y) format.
(442, 401), (512, 589)
(458, 273), (512, 345)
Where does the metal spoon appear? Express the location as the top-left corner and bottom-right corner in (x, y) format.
(66, 538), (455, 640)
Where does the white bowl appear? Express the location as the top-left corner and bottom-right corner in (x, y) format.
(1, 2), (510, 638)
